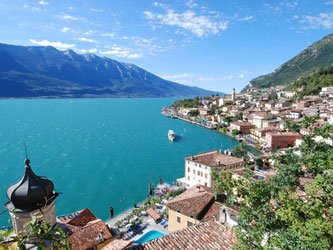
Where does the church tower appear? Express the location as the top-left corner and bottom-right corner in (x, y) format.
(5, 158), (58, 235)
(232, 88), (236, 103)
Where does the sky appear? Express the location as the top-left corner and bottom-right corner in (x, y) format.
(0, 0), (332, 93)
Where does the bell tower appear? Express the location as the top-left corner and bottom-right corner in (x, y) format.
(5, 158), (58, 235)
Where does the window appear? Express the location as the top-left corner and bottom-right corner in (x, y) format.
(187, 176), (190, 181)
(201, 172), (203, 177)
(205, 173), (207, 178)
(205, 182), (207, 186)
(199, 164), (201, 168)
(195, 163), (197, 166)
(187, 221), (194, 227)
(198, 171), (200, 176)
(188, 167), (190, 172)
(177, 216), (181, 223)
(193, 169), (195, 174)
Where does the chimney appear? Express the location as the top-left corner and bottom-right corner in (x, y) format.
(191, 156), (194, 160)
(196, 185), (201, 193)
(219, 206), (238, 228)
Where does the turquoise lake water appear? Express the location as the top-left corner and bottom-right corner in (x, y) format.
(0, 98), (243, 226)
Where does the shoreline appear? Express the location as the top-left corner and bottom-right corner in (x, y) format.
(161, 109), (262, 155)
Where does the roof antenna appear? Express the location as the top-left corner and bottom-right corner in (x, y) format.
(24, 143), (31, 168)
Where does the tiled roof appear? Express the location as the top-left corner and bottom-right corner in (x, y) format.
(146, 208), (161, 221)
(103, 239), (133, 250)
(60, 208), (114, 250)
(230, 121), (255, 127)
(167, 185), (215, 219)
(130, 220), (236, 250)
(185, 150), (244, 168)
(200, 201), (236, 222)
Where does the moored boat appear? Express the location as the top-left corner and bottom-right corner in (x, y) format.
(168, 130), (175, 141)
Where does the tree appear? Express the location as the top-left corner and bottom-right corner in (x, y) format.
(231, 129), (240, 137)
(2, 217), (72, 250)
(223, 116), (232, 125)
(284, 120), (300, 133)
(216, 121), (333, 249)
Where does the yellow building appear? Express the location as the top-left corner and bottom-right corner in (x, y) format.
(166, 185), (238, 232)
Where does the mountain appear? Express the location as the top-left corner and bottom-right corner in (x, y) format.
(244, 34), (333, 91)
(0, 43), (222, 98)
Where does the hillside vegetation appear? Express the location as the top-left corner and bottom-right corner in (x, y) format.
(285, 66), (333, 96)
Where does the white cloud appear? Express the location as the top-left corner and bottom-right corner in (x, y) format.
(62, 27), (70, 33)
(77, 48), (98, 53)
(59, 14), (87, 23)
(101, 33), (115, 37)
(162, 73), (193, 80)
(39, 1), (48, 5)
(325, 1), (333, 4)
(285, 0), (299, 9)
(79, 37), (97, 43)
(90, 8), (102, 12)
(301, 12), (333, 29)
(199, 77), (218, 81)
(23, 4), (40, 11)
(186, 0), (198, 8)
(29, 39), (75, 50)
(83, 30), (95, 35)
(144, 9), (228, 37)
(100, 46), (143, 59)
(237, 16), (254, 21)
(61, 14), (78, 21)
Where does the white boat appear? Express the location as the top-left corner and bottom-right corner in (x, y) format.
(168, 130), (175, 142)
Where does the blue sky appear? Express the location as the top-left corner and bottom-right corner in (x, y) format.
(0, 0), (332, 93)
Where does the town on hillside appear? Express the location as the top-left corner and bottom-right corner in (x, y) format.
(162, 84), (333, 154)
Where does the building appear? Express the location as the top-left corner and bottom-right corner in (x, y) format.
(166, 185), (238, 232)
(5, 158), (59, 235)
(180, 150), (245, 188)
(292, 100), (310, 110)
(59, 208), (117, 250)
(287, 109), (302, 119)
(229, 121), (256, 134)
(199, 108), (209, 116)
(219, 98), (232, 106)
(251, 113), (273, 128)
(232, 88), (236, 103)
(265, 132), (302, 149)
(250, 127), (283, 142)
(4, 158), (118, 250)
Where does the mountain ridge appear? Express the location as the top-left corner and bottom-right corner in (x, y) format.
(0, 43), (223, 98)
(243, 33), (333, 91)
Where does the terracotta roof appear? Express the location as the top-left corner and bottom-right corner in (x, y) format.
(103, 239), (133, 250)
(60, 208), (114, 250)
(130, 220), (237, 250)
(166, 185), (238, 221)
(200, 201), (239, 222)
(146, 208), (161, 221)
(60, 208), (97, 226)
(230, 121), (255, 127)
(185, 150), (244, 168)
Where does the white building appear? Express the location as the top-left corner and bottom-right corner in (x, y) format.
(177, 150), (245, 188)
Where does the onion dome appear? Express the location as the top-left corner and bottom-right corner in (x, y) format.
(6, 159), (58, 212)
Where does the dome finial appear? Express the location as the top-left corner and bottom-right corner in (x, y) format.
(24, 143), (30, 168)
